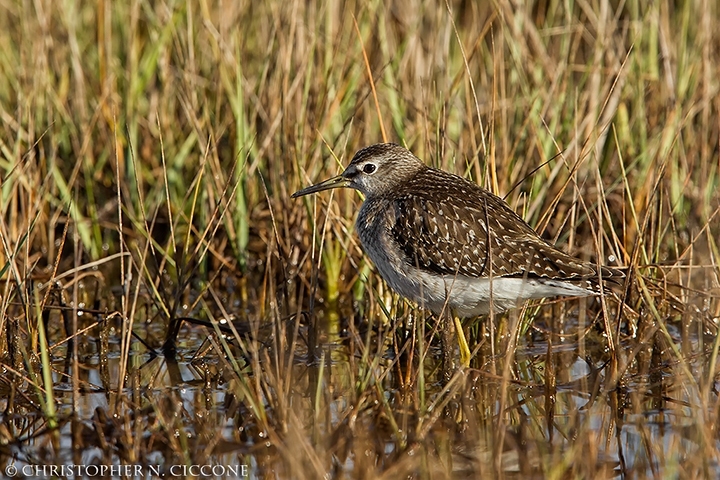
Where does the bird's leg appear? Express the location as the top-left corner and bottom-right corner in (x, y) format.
(440, 310), (471, 378)
(454, 315), (471, 367)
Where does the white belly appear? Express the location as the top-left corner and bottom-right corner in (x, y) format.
(373, 251), (594, 317)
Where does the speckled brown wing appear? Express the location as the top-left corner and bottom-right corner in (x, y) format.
(390, 167), (618, 282)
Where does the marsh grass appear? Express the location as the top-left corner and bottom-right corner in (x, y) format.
(1, 0), (719, 478)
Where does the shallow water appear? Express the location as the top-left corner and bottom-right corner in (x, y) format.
(2, 281), (720, 479)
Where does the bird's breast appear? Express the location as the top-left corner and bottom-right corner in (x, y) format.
(356, 198), (448, 311)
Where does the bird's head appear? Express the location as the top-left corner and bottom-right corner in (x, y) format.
(292, 143), (425, 198)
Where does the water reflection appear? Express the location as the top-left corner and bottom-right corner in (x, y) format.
(2, 291), (719, 478)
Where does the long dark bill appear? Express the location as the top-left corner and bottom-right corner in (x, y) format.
(291, 175), (350, 198)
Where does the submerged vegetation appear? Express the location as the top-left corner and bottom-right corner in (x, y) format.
(1, 0), (719, 478)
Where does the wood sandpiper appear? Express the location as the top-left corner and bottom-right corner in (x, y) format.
(293, 143), (624, 366)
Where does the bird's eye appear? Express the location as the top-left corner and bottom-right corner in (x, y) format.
(362, 163), (377, 174)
